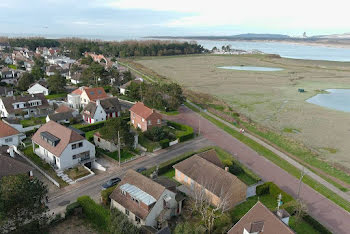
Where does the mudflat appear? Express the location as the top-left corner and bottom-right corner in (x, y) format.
(136, 54), (350, 169)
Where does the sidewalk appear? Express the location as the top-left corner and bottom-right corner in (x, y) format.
(187, 101), (350, 202)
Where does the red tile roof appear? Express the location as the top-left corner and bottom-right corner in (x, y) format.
(129, 102), (161, 120)
(71, 86), (87, 95)
(0, 120), (20, 138)
(55, 104), (73, 113)
(32, 121), (85, 157)
(84, 87), (108, 101)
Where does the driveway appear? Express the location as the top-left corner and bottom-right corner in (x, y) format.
(164, 106), (350, 234)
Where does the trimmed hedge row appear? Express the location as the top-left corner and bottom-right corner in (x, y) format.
(256, 182), (294, 203)
(73, 121), (105, 132)
(77, 196), (110, 231)
(167, 121), (194, 142)
(160, 139), (170, 148)
(142, 147), (213, 177)
(303, 215), (332, 234)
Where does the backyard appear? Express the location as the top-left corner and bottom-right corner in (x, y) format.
(20, 116), (46, 127)
(96, 148), (135, 163)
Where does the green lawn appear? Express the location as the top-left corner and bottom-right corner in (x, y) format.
(8, 64), (17, 69)
(160, 168), (175, 178)
(96, 148), (135, 163)
(185, 101), (350, 212)
(85, 129), (98, 141)
(46, 93), (67, 100)
(22, 147), (67, 187)
(20, 117), (46, 127)
(64, 165), (91, 180)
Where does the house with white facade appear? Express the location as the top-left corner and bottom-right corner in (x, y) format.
(110, 170), (184, 230)
(28, 80), (49, 96)
(82, 97), (121, 124)
(0, 70), (21, 84)
(0, 120), (25, 147)
(0, 93), (50, 118)
(67, 86), (108, 109)
(0, 87), (13, 97)
(31, 121), (95, 170)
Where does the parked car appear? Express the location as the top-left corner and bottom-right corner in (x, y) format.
(102, 177), (121, 189)
(136, 167), (146, 173)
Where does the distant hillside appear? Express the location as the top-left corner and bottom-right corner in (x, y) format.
(314, 33), (350, 39)
(231, 33), (290, 39)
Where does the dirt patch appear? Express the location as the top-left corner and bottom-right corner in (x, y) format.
(49, 215), (97, 234)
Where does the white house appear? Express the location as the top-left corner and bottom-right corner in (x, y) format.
(110, 170), (183, 229)
(32, 121), (96, 170)
(0, 120), (25, 147)
(67, 86), (108, 109)
(28, 81), (49, 96)
(0, 87), (13, 97)
(0, 93), (50, 119)
(82, 97), (121, 124)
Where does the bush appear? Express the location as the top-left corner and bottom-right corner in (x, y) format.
(73, 121), (105, 132)
(256, 183), (270, 196)
(256, 182), (294, 203)
(77, 196), (110, 231)
(160, 139), (170, 149)
(222, 159), (233, 167)
(109, 208), (140, 234)
(65, 201), (81, 217)
(101, 185), (118, 206)
(167, 121), (194, 142)
(303, 215), (332, 234)
(229, 163), (244, 175)
(25, 128), (38, 137)
(144, 126), (175, 142)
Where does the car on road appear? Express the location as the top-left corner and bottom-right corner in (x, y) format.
(101, 177), (121, 190)
(136, 167), (146, 173)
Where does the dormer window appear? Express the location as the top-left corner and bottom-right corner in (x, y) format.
(40, 131), (60, 147)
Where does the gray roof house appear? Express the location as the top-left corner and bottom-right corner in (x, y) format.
(82, 97), (121, 123)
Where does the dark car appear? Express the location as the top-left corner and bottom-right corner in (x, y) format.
(136, 167), (146, 173)
(102, 177), (121, 189)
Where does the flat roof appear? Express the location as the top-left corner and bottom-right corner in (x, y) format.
(120, 183), (157, 205)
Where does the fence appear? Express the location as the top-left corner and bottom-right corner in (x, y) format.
(14, 146), (60, 187)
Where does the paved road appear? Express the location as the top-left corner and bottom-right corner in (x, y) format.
(48, 136), (211, 215)
(164, 105), (350, 234)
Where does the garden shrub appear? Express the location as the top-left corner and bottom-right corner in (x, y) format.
(160, 139), (170, 149)
(144, 126), (175, 142)
(77, 196), (110, 231)
(229, 163), (244, 175)
(65, 201), (81, 217)
(256, 182), (294, 203)
(74, 121), (105, 132)
(222, 159), (233, 167)
(101, 185), (118, 206)
(25, 128), (38, 137)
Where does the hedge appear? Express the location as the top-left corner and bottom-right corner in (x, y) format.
(73, 121), (105, 132)
(77, 196), (110, 231)
(256, 182), (294, 203)
(302, 215), (332, 234)
(65, 201), (81, 217)
(160, 139), (170, 149)
(25, 128), (38, 137)
(101, 185), (118, 206)
(167, 121), (194, 142)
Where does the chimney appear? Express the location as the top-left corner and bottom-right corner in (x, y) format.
(96, 99), (100, 106)
(225, 167), (229, 172)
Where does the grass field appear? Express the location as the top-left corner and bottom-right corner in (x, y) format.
(135, 54), (350, 173)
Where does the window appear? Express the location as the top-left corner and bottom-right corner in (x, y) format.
(72, 144), (77, 149)
(5, 137), (12, 143)
(148, 120), (151, 125)
(78, 142), (83, 148)
(177, 171), (181, 178)
(131, 197), (139, 204)
(98, 138), (100, 142)
(142, 118), (145, 122)
(157, 119), (161, 124)
(184, 176), (188, 183)
(125, 209), (129, 216)
(135, 216), (141, 224)
(72, 155), (77, 160)
(121, 190), (126, 196)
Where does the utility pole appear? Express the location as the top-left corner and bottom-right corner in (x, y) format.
(198, 109), (201, 135)
(118, 131), (121, 167)
(297, 167), (306, 200)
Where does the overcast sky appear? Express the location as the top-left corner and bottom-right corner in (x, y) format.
(1, 0), (349, 39)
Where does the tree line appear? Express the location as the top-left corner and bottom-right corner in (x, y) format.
(4, 38), (205, 59)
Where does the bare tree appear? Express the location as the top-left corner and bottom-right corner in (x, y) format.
(189, 177), (231, 233)
(294, 199), (308, 222)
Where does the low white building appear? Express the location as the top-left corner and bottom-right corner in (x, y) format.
(110, 170), (183, 229)
(67, 86), (108, 109)
(27, 81), (49, 96)
(0, 120), (25, 147)
(32, 121), (95, 170)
